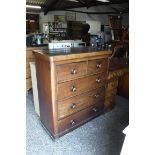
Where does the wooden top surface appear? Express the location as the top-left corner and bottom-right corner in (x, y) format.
(26, 46), (48, 51)
(33, 47), (112, 62)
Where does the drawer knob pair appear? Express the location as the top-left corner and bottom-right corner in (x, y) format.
(71, 68), (77, 74)
(92, 107), (98, 112)
(71, 86), (76, 92)
(70, 103), (76, 109)
(70, 120), (76, 126)
(96, 78), (101, 83)
(96, 63), (102, 68)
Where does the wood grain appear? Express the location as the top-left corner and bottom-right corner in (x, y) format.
(57, 73), (107, 100)
(104, 96), (116, 111)
(56, 61), (87, 82)
(107, 80), (118, 90)
(117, 72), (129, 99)
(26, 46), (47, 91)
(58, 101), (104, 133)
(87, 58), (108, 74)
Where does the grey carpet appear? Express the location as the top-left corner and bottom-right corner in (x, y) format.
(26, 90), (129, 155)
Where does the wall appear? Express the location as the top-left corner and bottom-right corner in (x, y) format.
(39, 5), (129, 34)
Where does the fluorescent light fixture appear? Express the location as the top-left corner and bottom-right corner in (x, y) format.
(26, 5), (41, 9)
(97, 0), (110, 2)
(67, 0), (78, 2)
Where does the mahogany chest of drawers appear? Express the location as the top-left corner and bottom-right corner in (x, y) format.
(33, 48), (112, 139)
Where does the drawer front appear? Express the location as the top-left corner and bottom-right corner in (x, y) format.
(58, 87), (105, 119)
(107, 80), (118, 90)
(87, 58), (108, 74)
(58, 101), (103, 133)
(57, 73), (107, 100)
(56, 61), (87, 82)
(104, 96), (115, 110)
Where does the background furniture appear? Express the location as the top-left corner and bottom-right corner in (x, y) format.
(117, 71), (129, 99)
(26, 47), (35, 91)
(26, 46), (47, 91)
(109, 15), (122, 41)
(107, 43), (129, 101)
(30, 62), (40, 116)
(26, 13), (39, 34)
(104, 66), (129, 112)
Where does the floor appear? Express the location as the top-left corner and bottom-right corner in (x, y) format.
(26, 90), (129, 155)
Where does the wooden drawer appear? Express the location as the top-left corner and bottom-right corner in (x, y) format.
(58, 87), (105, 119)
(107, 80), (118, 90)
(104, 96), (115, 110)
(58, 101), (103, 133)
(57, 73), (107, 100)
(87, 58), (108, 74)
(56, 61), (87, 82)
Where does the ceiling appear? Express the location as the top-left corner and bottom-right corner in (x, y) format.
(26, 0), (129, 15)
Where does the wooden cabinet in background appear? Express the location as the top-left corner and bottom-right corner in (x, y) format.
(109, 15), (122, 41)
(104, 69), (129, 111)
(67, 21), (82, 39)
(26, 20), (39, 33)
(117, 72), (129, 99)
(26, 13), (39, 34)
(26, 47), (35, 91)
(26, 46), (47, 91)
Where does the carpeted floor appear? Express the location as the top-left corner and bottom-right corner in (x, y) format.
(26, 90), (129, 155)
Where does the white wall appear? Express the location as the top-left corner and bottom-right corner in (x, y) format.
(39, 5), (129, 33)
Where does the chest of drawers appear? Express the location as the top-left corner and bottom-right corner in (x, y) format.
(33, 49), (112, 139)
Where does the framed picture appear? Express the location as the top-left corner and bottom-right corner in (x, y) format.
(54, 15), (66, 22)
(66, 12), (76, 21)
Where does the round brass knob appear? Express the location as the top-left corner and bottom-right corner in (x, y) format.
(71, 68), (77, 74)
(70, 103), (76, 109)
(70, 120), (76, 125)
(96, 64), (102, 68)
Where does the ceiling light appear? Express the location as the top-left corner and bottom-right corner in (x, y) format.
(67, 0), (78, 2)
(26, 5), (41, 9)
(97, 0), (110, 2)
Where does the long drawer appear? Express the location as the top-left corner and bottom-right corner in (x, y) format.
(56, 61), (87, 82)
(58, 87), (105, 120)
(58, 101), (104, 133)
(87, 58), (108, 74)
(57, 73), (107, 100)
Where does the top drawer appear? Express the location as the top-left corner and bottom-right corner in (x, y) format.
(87, 58), (108, 74)
(56, 61), (87, 82)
